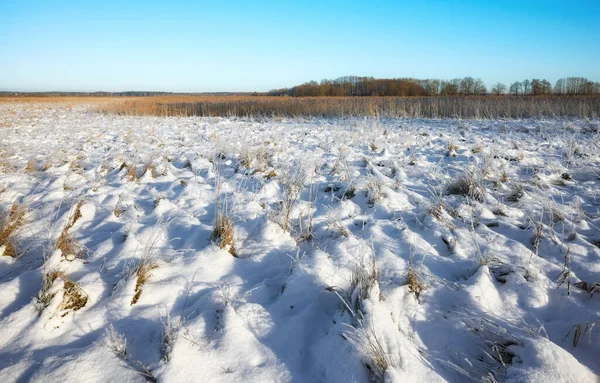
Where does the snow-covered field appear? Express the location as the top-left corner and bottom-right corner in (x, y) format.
(1, 103), (599, 382)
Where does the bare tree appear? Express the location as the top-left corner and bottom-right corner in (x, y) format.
(491, 82), (507, 95)
(509, 81), (523, 95)
(522, 79), (531, 95)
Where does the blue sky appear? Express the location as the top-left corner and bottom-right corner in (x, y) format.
(1, 0), (599, 92)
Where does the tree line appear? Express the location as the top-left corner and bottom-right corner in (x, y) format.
(268, 76), (600, 97)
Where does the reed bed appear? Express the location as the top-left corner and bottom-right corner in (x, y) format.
(99, 95), (600, 119)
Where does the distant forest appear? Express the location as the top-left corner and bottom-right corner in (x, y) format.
(268, 76), (600, 97)
(2, 77), (599, 98)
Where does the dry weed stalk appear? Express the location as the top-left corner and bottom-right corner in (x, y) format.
(574, 281), (600, 298)
(563, 322), (599, 347)
(554, 248), (572, 295)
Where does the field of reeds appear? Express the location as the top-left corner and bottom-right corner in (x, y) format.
(97, 95), (600, 119)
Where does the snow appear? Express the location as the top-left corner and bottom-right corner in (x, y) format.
(0, 103), (599, 382)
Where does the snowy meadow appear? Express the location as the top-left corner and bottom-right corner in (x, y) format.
(0, 102), (599, 382)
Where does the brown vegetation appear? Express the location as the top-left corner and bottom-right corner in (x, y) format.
(131, 261), (158, 305)
(38, 270), (88, 314)
(212, 211), (236, 256)
(98, 95), (600, 119)
(0, 204), (27, 257)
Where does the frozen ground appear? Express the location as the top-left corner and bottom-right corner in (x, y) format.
(0, 103), (599, 382)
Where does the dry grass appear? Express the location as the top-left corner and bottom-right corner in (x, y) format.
(70, 200), (84, 228)
(126, 164), (139, 182)
(472, 143), (484, 154)
(55, 201), (86, 260)
(507, 184), (524, 202)
(0, 204), (27, 257)
(445, 171), (486, 202)
(212, 209), (236, 256)
(24, 158), (38, 172)
(406, 248), (424, 301)
(96, 95), (600, 119)
(37, 270), (88, 315)
(56, 229), (84, 260)
(346, 326), (393, 383)
(131, 261), (158, 305)
(447, 141), (458, 157)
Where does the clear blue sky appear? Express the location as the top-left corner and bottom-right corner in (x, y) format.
(1, 0), (599, 92)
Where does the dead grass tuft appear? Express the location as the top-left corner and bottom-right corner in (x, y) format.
(56, 229), (84, 260)
(212, 210), (236, 256)
(0, 204), (27, 257)
(131, 261), (158, 305)
(447, 141), (458, 157)
(471, 143), (484, 154)
(126, 165), (139, 182)
(406, 251), (424, 301)
(445, 171), (486, 202)
(507, 184), (524, 202)
(68, 200), (84, 229)
(24, 158), (38, 172)
(37, 270), (88, 315)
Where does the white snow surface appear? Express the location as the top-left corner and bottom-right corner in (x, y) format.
(0, 103), (599, 382)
